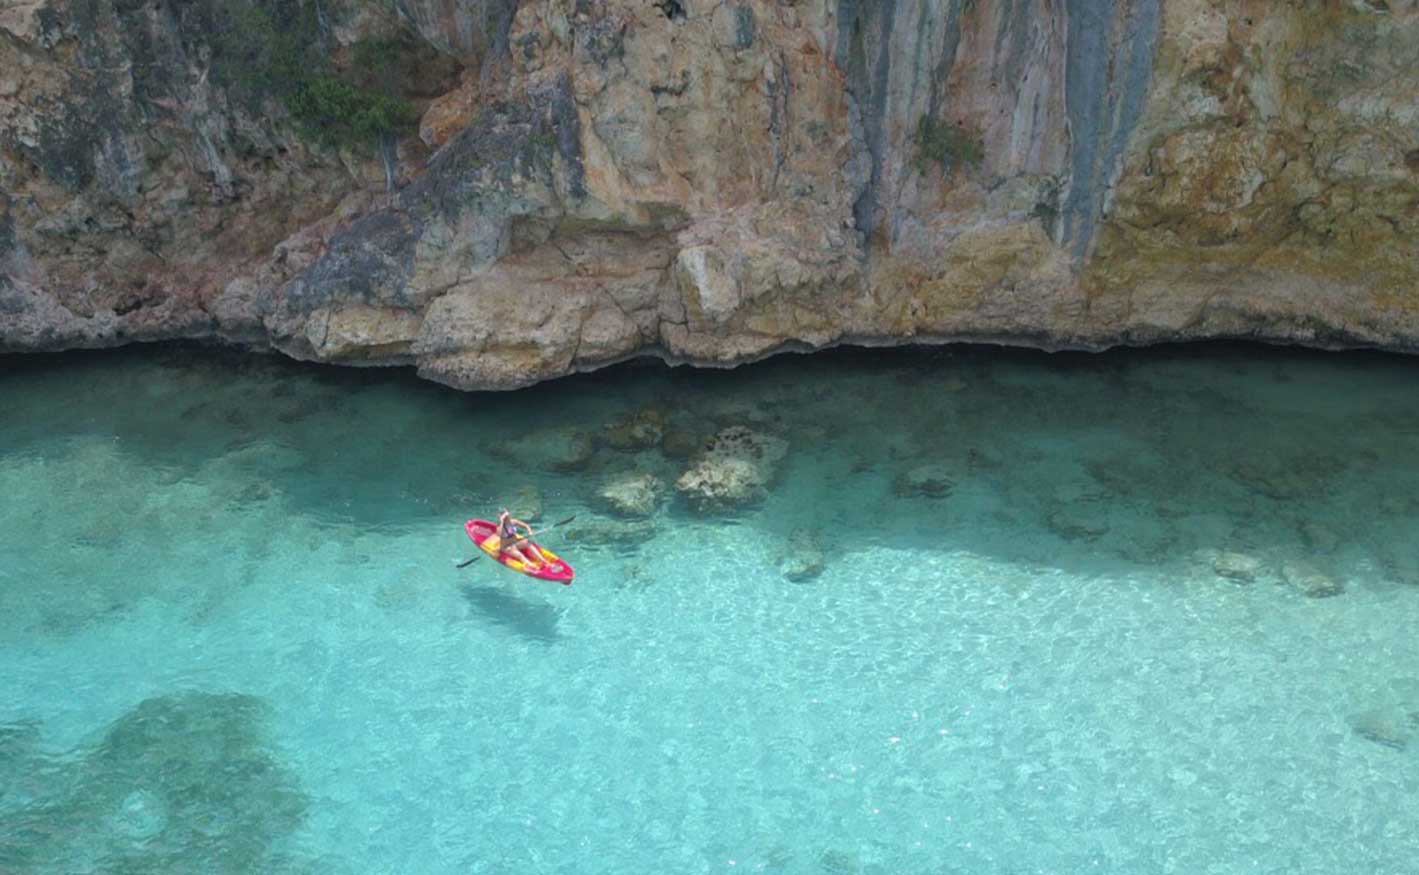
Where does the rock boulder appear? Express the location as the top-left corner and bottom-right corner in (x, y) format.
(675, 426), (787, 513)
(489, 426), (595, 473)
(894, 464), (955, 499)
(779, 528), (826, 582)
(598, 472), (665, 519)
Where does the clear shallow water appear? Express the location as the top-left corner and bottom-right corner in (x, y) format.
(2, 343), (1418, 874)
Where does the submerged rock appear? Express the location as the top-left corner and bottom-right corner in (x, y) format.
(603, 406), (669, 451)
(1378, 493), (1419, 517)
(1380, 546), (1419, 587)
(0, 692), (307, 871)
(779, 528), (826, 582)
(612, 561), (655, 591)
(221, 441), (307, 474)
(675, 426), (788, 513)
(375, 569), (427, 612)
(703, 401), (777, 429)
(893, 464), (954, 499)
(1282, 559), (1344, 598)
(562, 517), (658, 548)
(677, 456), (760, 512)
(1213, 551), (1262, 582)
(1047, 506), (1110, 541)
(1388, 676), (1419, 702)
(489, 426), (595, 473)
(598, 472), (664, 518)
(819, 848), (862, 875)
(235, 481), (275, 504)
(494, 484), (544, 521)
(1298, 520), (1341, 553)
(661, 427), (705, 461)
(1228, 454), (1346, 501)
(1348, 708), (1412, 751)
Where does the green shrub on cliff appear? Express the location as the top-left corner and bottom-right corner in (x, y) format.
(287, 76), (419, 147)
(209, 0), (416, 151)
(914, 115), (984, 175)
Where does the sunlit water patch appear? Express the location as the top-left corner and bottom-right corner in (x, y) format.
(2, 344), (1417, 874)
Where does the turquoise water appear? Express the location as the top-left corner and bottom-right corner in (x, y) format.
(2, 343), (1418, 874)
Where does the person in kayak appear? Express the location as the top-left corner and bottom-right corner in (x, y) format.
(497, 509), (550, 569)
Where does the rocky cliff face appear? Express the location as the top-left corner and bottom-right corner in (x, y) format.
(3, 0), (1417, 388)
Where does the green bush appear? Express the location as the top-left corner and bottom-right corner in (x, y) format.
(287, 75), (419, 147)
(914, 115), (984, 174)
(351, 37), (405, 85)
(209, 1), (416, 151)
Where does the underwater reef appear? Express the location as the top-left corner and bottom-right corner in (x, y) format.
(0, 692), (307, 873)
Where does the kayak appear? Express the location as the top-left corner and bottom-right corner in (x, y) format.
(465, 519), (575, 585)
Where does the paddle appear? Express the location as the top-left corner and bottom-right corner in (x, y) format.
(455, 515), (578, 569)
(534, 514), (578, 535)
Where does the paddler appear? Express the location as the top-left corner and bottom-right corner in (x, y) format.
(497, 509), (551, 569)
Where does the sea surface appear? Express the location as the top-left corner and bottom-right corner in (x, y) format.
(1, 343), (1417, 874)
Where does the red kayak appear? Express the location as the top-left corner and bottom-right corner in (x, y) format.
(465, 519), (575, 585)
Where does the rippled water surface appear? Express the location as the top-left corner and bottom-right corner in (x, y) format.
(2, 343), (1418, 874)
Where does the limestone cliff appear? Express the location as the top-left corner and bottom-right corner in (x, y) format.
(2, 0), (1417, 388)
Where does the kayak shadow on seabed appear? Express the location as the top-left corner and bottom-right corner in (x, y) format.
(458, 583), (564, 645)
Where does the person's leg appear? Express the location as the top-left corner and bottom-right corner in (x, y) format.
(504, 541), (538, 567)
(499, 539), (522, 564)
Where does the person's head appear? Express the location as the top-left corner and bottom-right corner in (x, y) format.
(498, 508), (510, 523)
